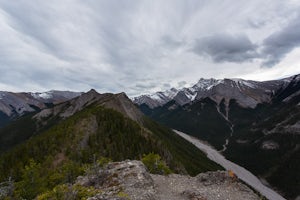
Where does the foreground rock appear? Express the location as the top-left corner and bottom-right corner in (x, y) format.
(76, 160), (261, 200)
(152, 172), (259, 200)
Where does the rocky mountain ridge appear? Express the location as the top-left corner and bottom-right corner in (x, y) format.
(0, 90), (82, 127)
(0, 89), (147, 153)
(34, 89), (144, 125)
(134, 75), (298, 109)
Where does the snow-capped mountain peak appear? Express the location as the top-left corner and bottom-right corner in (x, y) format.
(30, 91), (53, 99)
(194, 78), (220, 90)
(0, 90), (82, 118)
(133, 75), (298, 109)
(133, 88), (179, 108)
(134, 78), (221, 108)
(161, 88), (179, 99)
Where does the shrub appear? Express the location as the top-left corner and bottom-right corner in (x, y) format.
(14, 159), (47, 199)
(36, 184), (101, 200)
(142, 153), (172, 175)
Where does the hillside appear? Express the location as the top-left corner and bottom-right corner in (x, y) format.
(0, 90), (221, 199)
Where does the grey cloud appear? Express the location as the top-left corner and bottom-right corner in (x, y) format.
(160, 35), (183, 49)
(261, 14), (300, 67)
(0, 0), (299, 96)
(163, 83), (171, 88)
(1, 2), (72, 60)
(191, 14), (300, 67)
(192, 33), (258, 63)
(135, 83), (157, 89)
(247, 19), (266, 29)
(177, 81), (187, 88)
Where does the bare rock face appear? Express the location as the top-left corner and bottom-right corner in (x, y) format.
(75, 160), (260, 200)
(76, 160), (156, 200)
(0, 90), (82, 118)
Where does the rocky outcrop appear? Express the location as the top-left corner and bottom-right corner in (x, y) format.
(76, 160), (156, 200)
(75, 160), (261, 200)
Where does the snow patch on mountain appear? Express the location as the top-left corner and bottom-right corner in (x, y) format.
(231, 79), (256, 89)
(185, 91), (197, 101)
(0, 92), (5, 100)
(193, 78), (222, 91)
(150, 88), (178, 102)
(31, 92), (53, 99)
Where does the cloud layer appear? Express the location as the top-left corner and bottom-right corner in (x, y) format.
(261, 14), (300, 67)
(0, 0), (299, 96)
(193, 33), (258, 63)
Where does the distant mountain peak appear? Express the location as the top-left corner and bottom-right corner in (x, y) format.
(194, 78), (222, 91)
(87, 88), (98, 94)
(116, 92), (129, 98)
(0, 90), (82, 120)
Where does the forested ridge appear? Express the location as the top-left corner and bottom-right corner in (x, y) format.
(0, 104), (221, 199)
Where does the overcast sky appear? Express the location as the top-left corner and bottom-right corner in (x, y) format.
(0, 0), (300, 96)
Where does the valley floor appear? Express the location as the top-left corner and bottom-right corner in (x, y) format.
(174, 130), (286, 200)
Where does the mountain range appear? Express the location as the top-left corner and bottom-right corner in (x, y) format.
(0, 74), (299, 199)
(134, 74), (300, 200)
(0, 89), (221, 199)
(0, 90), (82, 127)
(134, 75), (297, 109)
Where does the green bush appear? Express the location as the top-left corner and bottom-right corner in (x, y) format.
(14, 159), (47, 199)
(142, 153), (172, 175)
(97, 157), (112, 167)
(36, 184), (101, 200)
